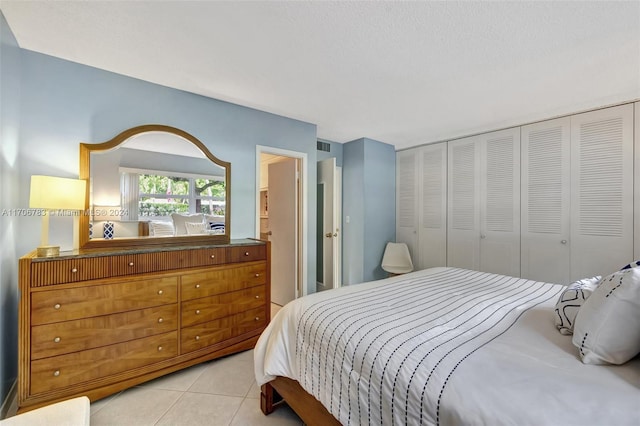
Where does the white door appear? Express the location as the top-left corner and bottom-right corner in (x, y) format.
(479, 128), (521, 277)
(268, 159), (298, 305)
(570, 104), (634, 280)
(521, 117), (571, 284)
(317, 158), (341, 289)
(418, 143), (447, 269)
(447, 137), (480, 270)
(396, 150), (419, 263)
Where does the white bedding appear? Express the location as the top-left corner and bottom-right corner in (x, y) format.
(254, 267), (640, 426)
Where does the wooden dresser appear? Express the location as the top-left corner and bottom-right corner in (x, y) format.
(18, 239), (270, 412)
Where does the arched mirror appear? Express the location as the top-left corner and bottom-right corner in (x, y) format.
(79, 125), (231, 249)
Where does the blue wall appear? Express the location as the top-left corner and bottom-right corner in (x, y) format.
(16, 50), (319, 263)
(363, 140), (396, 279)
(342, 138), (396, 284)
(0, 11), (22, 409)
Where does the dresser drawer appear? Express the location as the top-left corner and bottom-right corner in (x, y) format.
(30, 331), (178, 394)
(228, 244), (266, 263)
(181, 262), (267, 301)
(31, 304), (178, 359)
(31, 257), (110, 287)
(31, 276), (178, 325)
(181, 285), (266, 327)
(187, 247), (227, 267)
(181, 307), (267, 354)
(111, 252), (181, 275)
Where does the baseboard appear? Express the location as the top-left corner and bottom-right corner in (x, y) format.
(0, 381), (17, 420)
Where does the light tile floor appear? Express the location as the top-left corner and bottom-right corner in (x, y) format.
(89, 303), (302, 426)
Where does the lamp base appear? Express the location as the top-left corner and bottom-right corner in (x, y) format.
(36, 245), (60, 258)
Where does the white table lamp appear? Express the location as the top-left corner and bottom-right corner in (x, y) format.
(29, 175), (86, 256)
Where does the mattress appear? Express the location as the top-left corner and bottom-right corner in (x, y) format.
(254, 267), (640, 425)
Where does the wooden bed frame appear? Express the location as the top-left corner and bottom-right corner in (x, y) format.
(261, 377), (341, 426)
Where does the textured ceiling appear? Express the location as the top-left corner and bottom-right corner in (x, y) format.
(2, 1), (639, 150)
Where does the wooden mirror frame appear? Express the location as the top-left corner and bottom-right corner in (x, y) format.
(79, 124), (231, 250)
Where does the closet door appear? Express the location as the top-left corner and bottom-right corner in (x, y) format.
(478, 128), (521, 276)
(570, 104), (634, 280)
(521, 118), (571, 284)
(447, 137), (480, 270)
(396, 149), (419, 263)
(418, 143), (447, 269)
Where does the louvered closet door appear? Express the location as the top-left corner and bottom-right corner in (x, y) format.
(418, 143), (447, 269)
(478, 128), (521, 277)
(521, 118), (571, 284)
(396, 149), (419, 263)
(447, 137), (480, 270)
(570, 104), (634, 280)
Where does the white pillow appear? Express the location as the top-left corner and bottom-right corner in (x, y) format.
(149, 221), (174, 237)
(170, 213), (204, 236)
(204, 214), (225, 224)
(554, 276), (601, 335)
(572, 267), (640, 364)
(185, 221), (207, 235)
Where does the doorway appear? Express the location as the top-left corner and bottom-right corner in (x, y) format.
(255, 146), (307, 311)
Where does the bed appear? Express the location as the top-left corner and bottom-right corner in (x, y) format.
(254, 267), (640, 425)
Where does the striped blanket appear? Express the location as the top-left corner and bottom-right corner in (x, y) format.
(255, 267), (639, 425)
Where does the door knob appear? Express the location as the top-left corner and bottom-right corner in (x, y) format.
(325, 233), (333, 238)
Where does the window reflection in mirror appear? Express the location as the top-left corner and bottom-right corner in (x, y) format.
(80, 125), (231, 249)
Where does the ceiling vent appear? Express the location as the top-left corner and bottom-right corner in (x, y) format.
(317, 141), (330, 152)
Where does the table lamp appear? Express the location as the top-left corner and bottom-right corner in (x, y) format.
(29, 175), (86, 257)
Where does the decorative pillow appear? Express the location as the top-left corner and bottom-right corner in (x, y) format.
(204, 214), (225, 224)
(149, 221), (174, 237)
(170, 213), (204, 236)
(572, 267), (640, 364)
(185, 221), (208, 235)
(208, 222), (225, 234)
(620, 260), (640, 270)
(554, 276), (601, 335)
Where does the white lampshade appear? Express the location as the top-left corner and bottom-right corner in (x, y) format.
(29, 175), (86, 256)
(29, 175), (86, 210)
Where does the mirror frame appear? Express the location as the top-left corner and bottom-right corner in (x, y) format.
(79, 124), (231, 249)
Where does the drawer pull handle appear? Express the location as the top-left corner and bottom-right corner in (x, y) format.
(255, 295), (260, 299)
(195, 284), (201, 289)
(255, 317), (260, 321)
(158, 290), (164, 295)
(244, 252), (250, 256)
(71, 268), (78, 273)
(158, 318), (164, 323)
(157, 346), (163, 351)
(195, 335), (200, 341)
(196, 310), (201, 314)
(53, 337), (61, 343)
(255, 273), (260, 277)
(53, 370), (60, 377)
(128, 262), (134, 267)
(53, 303), (61, 310)
(210, 254), (215, 259)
